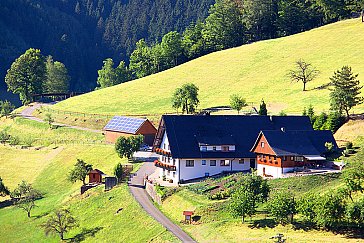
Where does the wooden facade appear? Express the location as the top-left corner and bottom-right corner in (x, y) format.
(89, 170), (104, 184)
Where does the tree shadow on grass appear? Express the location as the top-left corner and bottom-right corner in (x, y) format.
(67, 227), (103, 242)
(248, 218), (278, 229)
(0, 199), (13, 209)
(332, 227), (364, 239)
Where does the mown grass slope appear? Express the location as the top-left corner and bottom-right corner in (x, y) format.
(54, 18), (364, 115)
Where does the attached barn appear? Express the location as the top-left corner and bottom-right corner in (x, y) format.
(103, 116), (157, 145)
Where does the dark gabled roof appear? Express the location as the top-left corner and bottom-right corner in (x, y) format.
(196, 135), (235, 146)
(252, 130), (337, 156)
(89, 169), (106, 175)
(103, 116), (147, 134)
(161, 115), (313, 159)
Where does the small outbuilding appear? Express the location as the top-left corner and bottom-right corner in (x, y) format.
(89, 169), (106, 184)
(103, 116), (157, 145)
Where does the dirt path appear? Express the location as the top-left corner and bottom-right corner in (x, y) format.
(19, 103), (102, 133)
(128, 162), (195, 243)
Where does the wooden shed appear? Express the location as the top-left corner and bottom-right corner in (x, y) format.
(88, 169), (106, 184)
(103, 116), (157, 145)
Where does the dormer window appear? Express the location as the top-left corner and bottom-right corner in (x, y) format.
(222, 146), (229, 152)
(200, 146), (207, 152)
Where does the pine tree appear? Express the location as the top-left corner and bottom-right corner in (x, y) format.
(258, 99), (268, 115)
(330, 66), (363, 119)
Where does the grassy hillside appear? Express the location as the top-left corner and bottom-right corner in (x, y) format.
(0, 118), (176, 242)
(54, 18), (364, 115)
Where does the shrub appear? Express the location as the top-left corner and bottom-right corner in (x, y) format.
(345, 142), (353, 150)
(9, 136), (20, 145)
(23, 136), (36, 147)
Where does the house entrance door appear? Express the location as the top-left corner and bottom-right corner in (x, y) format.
(250, 159), (256, 169)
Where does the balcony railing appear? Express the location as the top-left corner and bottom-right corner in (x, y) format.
(154, 160), (176, 171)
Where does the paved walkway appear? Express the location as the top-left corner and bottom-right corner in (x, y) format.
(19, 103), (102, 133)
(128, 162), (195, 243)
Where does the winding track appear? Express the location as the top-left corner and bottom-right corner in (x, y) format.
(19, 103), (195, 242)
(128, 161), (195, 242)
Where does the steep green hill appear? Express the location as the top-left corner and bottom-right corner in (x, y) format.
(54, 18), (364, 115)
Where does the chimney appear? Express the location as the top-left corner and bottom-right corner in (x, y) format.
(281, 127), (286, 132)
(269, 116), (273, 122)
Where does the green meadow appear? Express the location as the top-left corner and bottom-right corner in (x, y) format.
(54, 18), (364, 115)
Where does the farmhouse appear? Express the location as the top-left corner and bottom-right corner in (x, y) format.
(103, 116), (157, 145)
(251, 130), (337, 178)
(152, 115), (329, 183)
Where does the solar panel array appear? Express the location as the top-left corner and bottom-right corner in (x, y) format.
(104, 116), (146, 134)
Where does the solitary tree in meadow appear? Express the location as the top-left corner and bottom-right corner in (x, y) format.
(42, 208), (78, 240)
(11, 181), (42, 218)
(0, 100), (15, 118)
(330, 66), (363, 119)
(172, 83), (199, 114)
(68, 159), (93, 185)
(258, 99), (268, 115)
(230, 94), (247, 114)
(288, 59), (319, 91)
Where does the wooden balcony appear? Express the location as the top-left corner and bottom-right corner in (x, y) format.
(154, 148), (172, 157)
(154, 160), (176, 171)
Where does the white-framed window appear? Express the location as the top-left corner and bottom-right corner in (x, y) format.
(202, 160), (206, 165)
(220, 160), (230, 166)
(173, 159), (176, 165)
(295, 156), (304, 162)
(163, 144), (166, 149)
(168, 145), (170, 150)
(239, 159), (244, 164)
(173, 172), (176, 178)
(283, 156), (287, 161)
(210, 160), (216, 166)
(186, 160), (194, 167)
(261, 142), (265, 148)
(201, 146), (207, 151)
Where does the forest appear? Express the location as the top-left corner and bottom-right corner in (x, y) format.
(1, 0), (363, 93)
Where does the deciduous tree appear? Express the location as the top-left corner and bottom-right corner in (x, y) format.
(269, 190), (296, 224)
(288, 59), (319, 91)
(11, 181), (42, 218)
(161, 31), (183, 67)
(68, 159), (93, 185)
(115, 135), (143, 159)
(230, 94), (247, 114)
(0, 100), (15, 118)
(114, 162), (123, 183)
(172, 83), (199, 114)
(42, 208), (78, 240)
(330, 66), (363, 119)
(5, 48), (46, 104)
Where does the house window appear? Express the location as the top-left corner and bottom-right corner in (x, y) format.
(173, 172), (176, 178)
(261, 142), (265, 148)
(202, 160), (206, 165)
(295, 156), (304, 162)
(163, 144), (166, 149)
(222, 146), (229, 152)
(173, 159), (176, 165)
(220, 160), (230, 166)
(167, 170), (170, 176)
(168, 145), (170, 150)
(201, 146), (207, 152)
(210, 160), (216, 166)
(239, 159), (244, 164)
(213, 146), (217, 151)
(283, 156), (287, 161)
(186, 160), (194, 167)
(290, 156), (294, 161)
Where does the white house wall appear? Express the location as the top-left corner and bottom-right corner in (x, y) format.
(256, 164), (295, 178)
(179, 158), (251, 181)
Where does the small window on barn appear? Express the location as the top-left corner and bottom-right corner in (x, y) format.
(261, 142), (265, 148)
(210, 160), (216, 166)
(186, 160), (194, 167)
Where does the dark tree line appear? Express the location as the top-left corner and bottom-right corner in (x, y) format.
(2, 0), (363, 92)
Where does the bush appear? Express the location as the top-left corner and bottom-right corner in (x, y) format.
(22, 136), (36, 147)
(345, 142), (353, 150)
(9, 136), (20, 145)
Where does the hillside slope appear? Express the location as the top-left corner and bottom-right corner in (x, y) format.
(54, 18), (364, 115)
